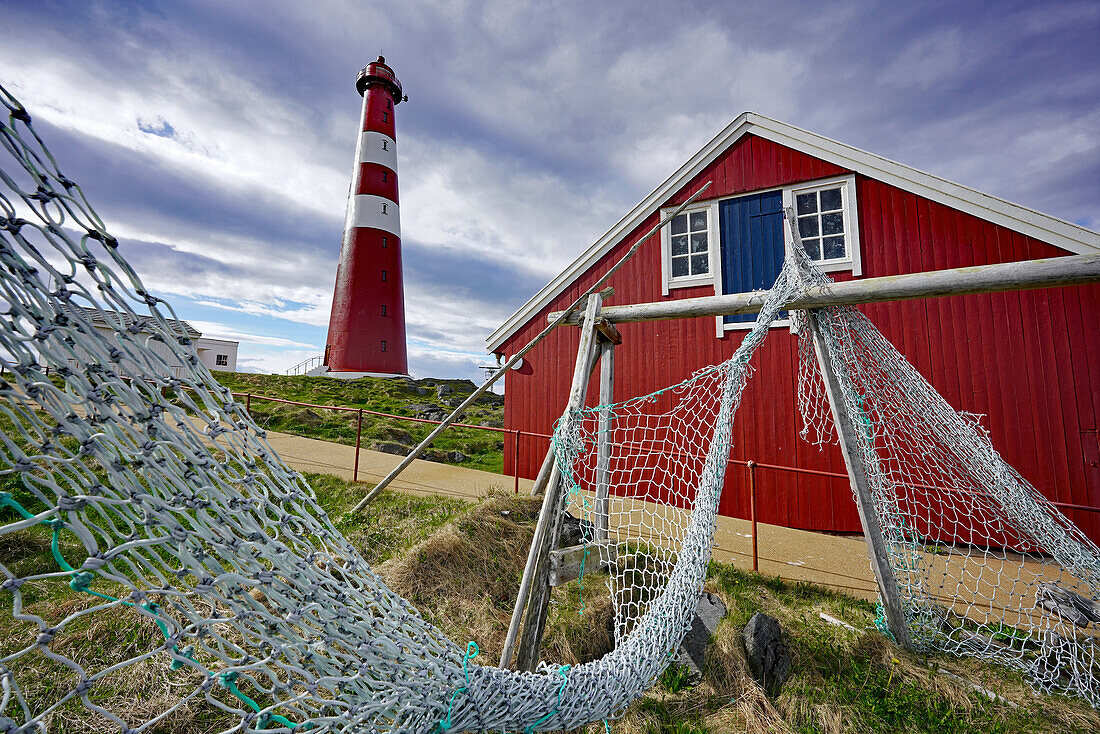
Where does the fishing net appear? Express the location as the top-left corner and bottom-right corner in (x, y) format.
(0, 83), (798, 733)
(557, 216), (1100, 709)
(790, 263), (1100, 704)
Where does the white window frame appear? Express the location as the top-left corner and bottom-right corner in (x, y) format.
(660, 199), (720, 295)
(782, 174), (861, 276)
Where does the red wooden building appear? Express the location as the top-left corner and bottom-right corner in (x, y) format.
(486, 113), (1100, 542)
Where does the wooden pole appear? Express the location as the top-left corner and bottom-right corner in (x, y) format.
(351, 183), (712, 513)
(548, 253), (1100, 325)
(805, 311), (912, 649)
(528, 445), (556, 497)
(594, 340), (614, 543)
(502, 293), (604, 671)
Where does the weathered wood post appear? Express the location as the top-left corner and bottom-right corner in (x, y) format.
(594, 340), (615, 543)
(500, 292), (604, 670)
(805, 310), (912, 649)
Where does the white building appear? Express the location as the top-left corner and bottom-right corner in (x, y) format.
(64, 306), (239, 377)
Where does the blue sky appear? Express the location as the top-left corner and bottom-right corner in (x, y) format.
(3, 0), (1097, 378)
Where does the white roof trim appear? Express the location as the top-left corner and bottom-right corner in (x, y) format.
(486, 112), (1100, 353)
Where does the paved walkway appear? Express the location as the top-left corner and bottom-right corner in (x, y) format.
(265, 429), (881, 600)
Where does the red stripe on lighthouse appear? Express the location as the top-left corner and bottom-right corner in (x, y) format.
(325, 57), (408, 376)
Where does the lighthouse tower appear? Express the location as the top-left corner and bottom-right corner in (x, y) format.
(324, 57), (408, 376)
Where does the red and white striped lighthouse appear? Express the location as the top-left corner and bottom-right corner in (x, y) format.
(324, 56), (408, 376)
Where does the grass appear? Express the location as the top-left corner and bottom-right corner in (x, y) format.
(4, 469), (1099, 733)
(212, 371), (508, 473)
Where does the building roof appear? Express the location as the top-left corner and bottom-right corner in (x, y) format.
(65, 305), (202, 339)
(486, 111), (1100, 353)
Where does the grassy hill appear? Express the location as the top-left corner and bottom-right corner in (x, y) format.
(213, 371), (508, 473)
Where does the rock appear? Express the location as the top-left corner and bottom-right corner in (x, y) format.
(415, 387), (429, 396)
(447, 450), (467, 463)
(377, 426), (413, 444)
(557, 513), (596, 547)
(476, 392), (505, 406)
(677, 592), (727, 681)
(371, 441), (409, 456)
(403, 403), (439, 414)
(742, 612), (791, 696)
(436, 384), (453, 398)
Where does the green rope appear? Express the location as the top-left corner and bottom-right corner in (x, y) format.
(436, 641), (479, 732)
(524, 664), (570, 733)
(3, 491), (305, 729)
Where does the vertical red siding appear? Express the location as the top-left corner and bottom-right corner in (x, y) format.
(500, 134), (1100, 543)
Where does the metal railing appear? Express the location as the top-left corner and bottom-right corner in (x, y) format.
(228, 391), (1099, 570)
(285, 356), (324, 376)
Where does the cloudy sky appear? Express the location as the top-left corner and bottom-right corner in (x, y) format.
(3, 0), (1097, 379)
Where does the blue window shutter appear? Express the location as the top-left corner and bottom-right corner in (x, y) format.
(719, 191), (784, 324)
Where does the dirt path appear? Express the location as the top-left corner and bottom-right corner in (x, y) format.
(263, 429), (881, 600)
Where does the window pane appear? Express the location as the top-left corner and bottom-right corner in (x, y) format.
(689, 211), (707, 231)
(671, 214), (687, 235)
(804, 238), (821, 260)
(823, 235), (846, 260)
(672, 235), (688, 255)
(796, 192), (817, 215)
(798, 215), (819, 238)
(819, 187), (842, 211)
(822, 212), (844, 235)
(690, 253), (708, 275)
(671, 256), (689, 277)
(690, 232), (708, 253)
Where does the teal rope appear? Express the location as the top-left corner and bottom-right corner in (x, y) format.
(3, 492), (305, 729)
(524, 664), (570, 733)
(436, 641), (479, 732)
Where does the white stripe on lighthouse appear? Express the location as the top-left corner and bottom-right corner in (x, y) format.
(358, 130), (398, 170)
(348, 194), (401, 236)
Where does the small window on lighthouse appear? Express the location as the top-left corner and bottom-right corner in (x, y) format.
(387, 99), (392, 110)
(381, 340), (388, 352)
(382, 236), (388, 248)
(382, 203), (388, 214)
(382, 270), (388, 281)
(382, 171), (388, 182)
(381, 305), (387, 316)
(383, 111), (388, 122)
(382, 140), (388, 151)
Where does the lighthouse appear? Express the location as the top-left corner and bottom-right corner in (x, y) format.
(324, 56), (408, 377)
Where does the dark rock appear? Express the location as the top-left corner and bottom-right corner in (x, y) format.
(371, 441), (409, 456)
(403, 403), (439, 414)
(476, 392), (505, 406)
(557, 513), (596, 547)
(415, 387), (429, 396)
(677, 592), (726, 681)
(436, 384), (453, 399)
(447, 450), (467, 463)
(742, 612), (791, 696)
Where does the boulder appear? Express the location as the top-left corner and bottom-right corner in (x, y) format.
(447, 450), (467, 463)
(371, 441), (409, 456)
(436, 384), (453, 399)
(742, 612), (791, 696)
(677, 592), (727, 681)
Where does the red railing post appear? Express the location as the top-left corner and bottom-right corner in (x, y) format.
(513, 429), (521, 494)
(748, 460), (758, 572)
(353, 409), (363, 483)
(246, 393), (251, 413)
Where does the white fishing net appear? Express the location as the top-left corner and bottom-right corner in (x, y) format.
(0, 83), (794, 733)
